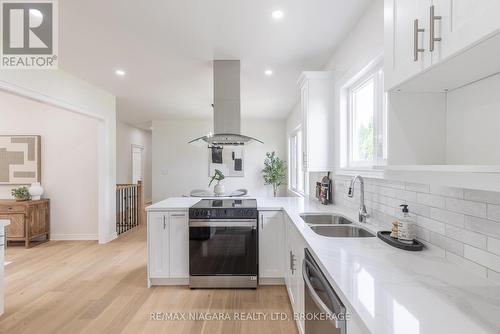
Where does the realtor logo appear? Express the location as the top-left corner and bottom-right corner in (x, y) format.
(1, 0), (58, 69)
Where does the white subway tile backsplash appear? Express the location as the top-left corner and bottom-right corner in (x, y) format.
(417, 216), (445, 234)
(430, 185), (464, 199)
(333, 176), (500, 282)
(487, 204), (500, 222)
(430, 208), (464, 227)
(464, 189), (500, 205)
(405, 182), (430, 193)
(430, 232), (464, 256)
(487, 237), (500, 256)
(464, 215), (500, 238)
(464, 245), (500, 273)
(487, 269), (500, 283)
(395, 189), (417, 202)
(445, 198), (487, 217)
(417, 193), (446, 209)
(445, 225), (487, 249)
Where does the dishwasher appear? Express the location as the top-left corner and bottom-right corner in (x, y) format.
(303, 248), (346, 334)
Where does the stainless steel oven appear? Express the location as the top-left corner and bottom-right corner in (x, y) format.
(303, 248), (346, 334)
(189, 199), (258, 288)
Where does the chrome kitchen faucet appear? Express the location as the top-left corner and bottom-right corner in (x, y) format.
(348, 175), (369, 223)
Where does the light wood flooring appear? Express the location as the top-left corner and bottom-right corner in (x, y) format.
(0, 224), (298, 334)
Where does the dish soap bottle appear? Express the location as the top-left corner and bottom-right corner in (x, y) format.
(397, 204), (415, 244)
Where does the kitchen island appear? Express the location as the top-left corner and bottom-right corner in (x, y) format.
(146, 197), (500, 334)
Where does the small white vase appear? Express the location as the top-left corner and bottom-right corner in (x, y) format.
(214, 182), (225, 196)
(29, 182), (44, 200)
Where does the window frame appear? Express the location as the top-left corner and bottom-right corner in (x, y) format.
(342, 58), (386, 171)
(288, 126), (305, 195)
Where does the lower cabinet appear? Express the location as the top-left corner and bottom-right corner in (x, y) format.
(147, 210), (188, 285)
(259, 210), (285, 280)
(284, 214), (306, 334)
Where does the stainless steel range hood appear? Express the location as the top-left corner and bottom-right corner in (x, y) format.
(188, 60), (263, 146)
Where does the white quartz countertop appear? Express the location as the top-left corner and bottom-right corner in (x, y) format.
(146, 197), (500, 334)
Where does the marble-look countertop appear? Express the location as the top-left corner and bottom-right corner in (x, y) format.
(146, 197), (500, 334)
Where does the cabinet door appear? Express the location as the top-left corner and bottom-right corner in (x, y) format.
(169, 211), (189, 278)
(148, 212), (169, 278)
(259, 211), (285, 278)
(291, 228), (305, 334)
(432, 0), (500, 63)
(385, 0), (432, 90)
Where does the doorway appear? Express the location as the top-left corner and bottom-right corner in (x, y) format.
(131, 144), (144, 184)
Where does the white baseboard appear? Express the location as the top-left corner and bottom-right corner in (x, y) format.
(50, 234), (98, 241)
(259, 277), (285, 285)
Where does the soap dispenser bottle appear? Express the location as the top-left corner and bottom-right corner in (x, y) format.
(397, 204), (415, 244)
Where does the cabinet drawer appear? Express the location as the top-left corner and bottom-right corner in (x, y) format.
(0, 205), (26, 213)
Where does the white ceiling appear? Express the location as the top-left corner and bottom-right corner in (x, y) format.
(59, 0), (371, 126)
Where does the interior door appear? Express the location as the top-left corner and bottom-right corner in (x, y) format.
(131, 145), (143, 184)
(432, 0), (500, 62)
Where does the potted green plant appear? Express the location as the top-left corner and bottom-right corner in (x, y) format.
(262, 151), (287, 197)
(209, 169), (225, 195)
(11, 186), (31, 201)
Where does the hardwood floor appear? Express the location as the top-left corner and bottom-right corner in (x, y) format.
(0, 225), (298, 334)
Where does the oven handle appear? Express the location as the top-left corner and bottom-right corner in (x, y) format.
(189, 219), (257, 228)
(303, 258), (345, 330)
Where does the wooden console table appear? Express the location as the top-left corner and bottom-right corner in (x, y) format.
(0, 199), (50, 248)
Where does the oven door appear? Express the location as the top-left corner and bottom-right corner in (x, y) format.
(189, 219), (258, 276)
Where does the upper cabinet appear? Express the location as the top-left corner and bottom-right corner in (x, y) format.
(385, 0), (500, 91)
(298, 72), (335, 172)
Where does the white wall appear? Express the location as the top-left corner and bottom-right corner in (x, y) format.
(116, 122), (152, 202)
(0, 69), (116, 243)
(0, 90), (99, 239)
(152, 119), (286, 201)
(446, 73), (500, 165)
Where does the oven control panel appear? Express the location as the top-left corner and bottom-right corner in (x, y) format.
(189, 208), (258, 219)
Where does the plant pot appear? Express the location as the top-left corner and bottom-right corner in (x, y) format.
(29, 182), (44, 200)
(15, 198), (30, 202)
(214, 182), (225, 196)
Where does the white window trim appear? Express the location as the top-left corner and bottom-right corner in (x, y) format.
(339, 54), (386, 175)
(288, 126), (305, 196)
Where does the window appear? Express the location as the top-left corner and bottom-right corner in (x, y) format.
(288, 128), (304, 194)
(343, 60), (386, 169)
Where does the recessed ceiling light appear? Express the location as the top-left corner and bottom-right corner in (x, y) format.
(272, 10), (284, 20)
(115, 69), (126, 77)
(265, 69), (273, 76)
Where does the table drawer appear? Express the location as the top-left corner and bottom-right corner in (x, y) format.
(0, 204), (26, 213)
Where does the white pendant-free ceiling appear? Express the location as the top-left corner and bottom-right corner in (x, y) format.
(58, 0), (371, 127)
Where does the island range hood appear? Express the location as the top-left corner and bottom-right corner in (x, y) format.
(188, 60), (263, 146)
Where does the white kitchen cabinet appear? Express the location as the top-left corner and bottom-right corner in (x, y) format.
(168, 212), (189, 278)
(284, 215), (306, 334)
(385, 0), (500, 91)
(432, 0), (500, 63)
(385, 0), (432, 91)
(148, 210), (189, 285)
(297, 72), (335, 172)
(148, 212), (170, 279)
(259, 211), (285, 279)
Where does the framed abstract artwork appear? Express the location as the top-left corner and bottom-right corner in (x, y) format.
(0, 135), (41, 185)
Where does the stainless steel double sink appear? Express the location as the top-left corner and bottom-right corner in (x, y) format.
(300, 213), (375, 238)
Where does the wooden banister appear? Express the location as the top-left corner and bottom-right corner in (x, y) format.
(116, 180), (143, 235)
